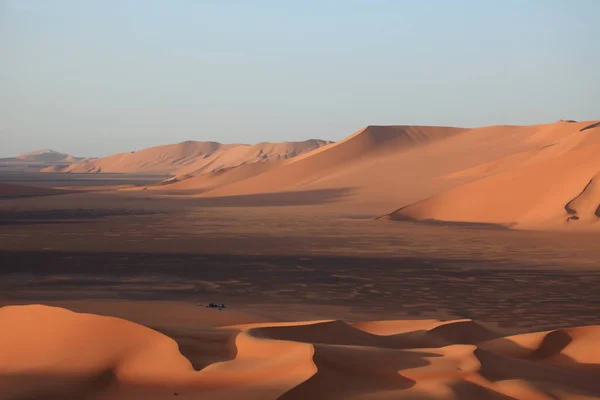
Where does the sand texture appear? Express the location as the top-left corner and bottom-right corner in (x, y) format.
(0, 183), (69, 198)
(136, 121), (600, 229)
(46, 140), (330, 175)
(0, 305), (598, 400)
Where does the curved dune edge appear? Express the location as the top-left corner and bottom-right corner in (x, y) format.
(384, 120), (600, 230)
(1, 305), (599, 399)
(43, 140), (330, 176)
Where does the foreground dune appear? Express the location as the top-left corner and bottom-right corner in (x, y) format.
(1, 305), (599, 399)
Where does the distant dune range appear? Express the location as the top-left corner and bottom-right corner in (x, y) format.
(155, 121), (600, 229)
(1, 305), (598, 399)
(0, 149), (91, 172)
(6, 120), (600, 229)
(42, 140), (331, 175)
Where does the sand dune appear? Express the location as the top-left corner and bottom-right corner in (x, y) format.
(0, 183), (68, 198)
(386, 121), (600, 229)
(24, 120), (600, 228)
(181, 125), (469, 208)
(170, 122), (599, 220)
(1, 305), (598, 399)
(16, 149), (75, 164)
(1, 149), (87, 172)
(46, 140), (329, 176)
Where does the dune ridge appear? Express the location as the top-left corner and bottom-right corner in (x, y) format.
(167, 121), (600, 223)
(18, 120), (600, 229)
(45, 139), (330, 176)
(174, 125), (467, 202)
(1, 305), (599, 399)
(16, 149), (75, 164)
(386, 120), (600, 229)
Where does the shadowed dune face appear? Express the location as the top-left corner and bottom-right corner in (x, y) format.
(155, 188), (354, 207)
(2, 305), (598, 400)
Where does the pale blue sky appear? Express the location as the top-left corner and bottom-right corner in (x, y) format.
(1, 0), (598, 157)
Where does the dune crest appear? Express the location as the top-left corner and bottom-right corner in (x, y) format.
(16, 149), (75, 164)
(45, 139), (330, 176)
(157, 121), (600, 220)
(384, 121), (600, 229)
(1, 305), (599, 399)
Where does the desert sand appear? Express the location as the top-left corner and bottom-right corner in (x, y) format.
(2, 120), (600, 399)
(386, 121), (600, 229)
(141, 120), (600, 229)
(38, 121), (600, 230)
(15, 149), (75, 164)
(1, 304), (598, 400)
(46, 139), (330, 175)
(0, 183), (69, 198)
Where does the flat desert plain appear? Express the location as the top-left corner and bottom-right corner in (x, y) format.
(1, 122), (600, 399)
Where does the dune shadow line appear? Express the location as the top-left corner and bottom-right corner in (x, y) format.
(192, 188), (354, 207)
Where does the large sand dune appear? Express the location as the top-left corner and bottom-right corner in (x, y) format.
(16, 149), (75, 164)
(143, 120), (600, 228)
(386, 121), (600, 229)
(162, 122), (598, 220)
(175, 125), (469, 208)
(1, 305), (598, 399)
(46, 140), (329, 175)
(23, 120), (600, 229)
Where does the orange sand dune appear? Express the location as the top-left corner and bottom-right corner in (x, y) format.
(0, 183), (69, 198)
(184, 125), (470, 209)
(46, 140), (329, 175)
(386, 121), (600, 229)
(153, 161), (279, 193)
(2, 305), (598, 399)
(172, 139), (330, 177)
(16, 149), (74, 163)
(177, 122), (595, 217)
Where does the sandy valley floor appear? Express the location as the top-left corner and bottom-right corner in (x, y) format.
(1, 173), (599, 399)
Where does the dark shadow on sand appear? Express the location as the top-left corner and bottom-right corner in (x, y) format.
(2, 250), (600, 331)
(382, 215), (512, 231)
(187, 188), (353, 207)
(0, 208), (162, 226)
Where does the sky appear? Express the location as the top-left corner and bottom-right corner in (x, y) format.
(1, 0), (598, 157)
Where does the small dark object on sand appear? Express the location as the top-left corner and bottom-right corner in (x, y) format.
(206, 303), (225, 309)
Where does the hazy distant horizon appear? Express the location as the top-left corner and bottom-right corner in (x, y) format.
(1, 0), (598, 157)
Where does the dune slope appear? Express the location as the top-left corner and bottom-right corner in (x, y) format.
(185, 125), (468, 208)
(16, 149), (74, 163)
(386, 121), (600, 229)
(46, 140), (330, 176)
(179, 122), (599, 217)
(1, 305), (598, 400)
